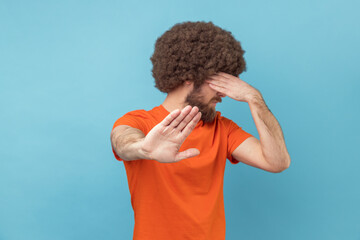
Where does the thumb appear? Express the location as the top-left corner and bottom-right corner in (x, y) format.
(174, 148), (200, 162)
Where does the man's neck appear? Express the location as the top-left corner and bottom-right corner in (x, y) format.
(161, 82), (194, 112)
(161, 88), (190, 112)
(162, 94), (187, 113)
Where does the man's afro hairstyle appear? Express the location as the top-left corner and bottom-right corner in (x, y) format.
(150, 21), (247, 93)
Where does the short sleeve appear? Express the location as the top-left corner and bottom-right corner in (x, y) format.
(225, 118), (254, 164)
(111, 110), (148, 161)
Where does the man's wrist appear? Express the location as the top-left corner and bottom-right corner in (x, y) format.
(246, 90), (264, 105)
(138, 138), (153, 160)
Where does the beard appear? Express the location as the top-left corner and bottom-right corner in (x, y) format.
(185, 87), (222, 123)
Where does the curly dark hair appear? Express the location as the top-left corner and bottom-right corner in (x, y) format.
(150, 21), (247, 93)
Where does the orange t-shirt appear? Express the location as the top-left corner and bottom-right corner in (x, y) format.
(111, 104), (253, 240)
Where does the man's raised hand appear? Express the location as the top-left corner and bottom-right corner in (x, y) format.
(141, 105), (201, 163)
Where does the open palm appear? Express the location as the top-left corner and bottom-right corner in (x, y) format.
(141, 105), (201, 163)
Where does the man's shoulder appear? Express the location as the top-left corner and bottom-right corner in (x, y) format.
(122, 108), (152, 118)
(121, 105), (161, 120)
(215, 111), (229, 122)
(112, 106), (159, 131)
(123, 108), (149, 115)
(214, 111), (236, 128)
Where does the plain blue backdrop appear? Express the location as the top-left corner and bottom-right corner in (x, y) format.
(1, 0), (359, 239)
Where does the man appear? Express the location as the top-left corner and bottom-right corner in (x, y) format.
(110, 21), (291, 240)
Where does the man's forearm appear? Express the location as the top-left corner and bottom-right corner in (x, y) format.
(247, 93), (291, 171)
(204, 72), (291, 170)
(112, 127), (150, 161)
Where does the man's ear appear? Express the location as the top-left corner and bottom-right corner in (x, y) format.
(183, 80), (194, 93)
(185, 80), (194, 88)
(184, 80), (192, 85)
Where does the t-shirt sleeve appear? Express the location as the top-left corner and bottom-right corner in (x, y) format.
(111, 110), (148, 161)
(226, 118), (254, 164)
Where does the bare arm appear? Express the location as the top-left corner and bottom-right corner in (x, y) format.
(110, 125), (148, 161)
(206, 72), (291, 172)
(110, 105), (202, 162)
(247, 95), (291, 171)
(231, 95), (291, 173)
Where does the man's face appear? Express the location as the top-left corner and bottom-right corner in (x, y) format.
(185, 82), (224, 123)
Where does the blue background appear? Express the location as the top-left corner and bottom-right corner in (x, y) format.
(1, 0), (359, 239)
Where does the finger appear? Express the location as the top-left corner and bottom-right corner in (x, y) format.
(180, 111), (201, 139)
(175, 106), (199, 131)
(207, 77), (228, 85)
(212, 73), (230, 80)
(160, 108), (181, 126)
(210, 74), (228, 81)
(208, 82), (228, 94)
(174, 148), (200, 162)
(168, 105), (192, 128)
(208, 80), (227, 88)
(216, 72), (232, 79)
